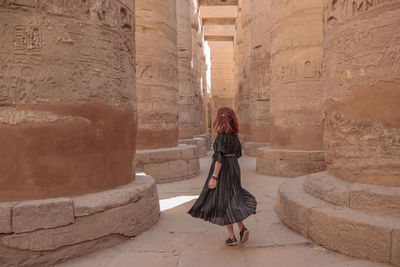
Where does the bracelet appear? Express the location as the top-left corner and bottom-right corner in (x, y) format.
(211, 174), (218, 179)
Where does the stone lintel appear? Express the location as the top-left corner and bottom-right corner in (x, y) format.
(202, 17), (236, 25)
(199, 0), (238, 6)
(205, 36), (234, 41)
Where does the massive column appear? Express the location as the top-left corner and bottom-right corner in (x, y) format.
(135, 0), (200, 182)
(277, 1), (400, 265)
(177, 0), (196, 139)
(244, 0), (272, 156)
(209, 40), (235, 131)
(0, 1), (159, 265)
(256, 0), (326, 177)
(235, 0), (252, 143)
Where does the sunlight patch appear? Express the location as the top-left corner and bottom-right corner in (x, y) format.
(159, 195), (199, 211)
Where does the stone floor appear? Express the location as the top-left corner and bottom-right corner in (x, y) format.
(59, 154), (389, 267)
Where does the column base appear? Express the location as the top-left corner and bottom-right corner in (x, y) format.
(256, 147), (326, 177)
(194, 133), (212, 151)
(0, 174), (160, 266)
(244, 142), (270, 157)
(277, 174), (400, 266)
(136, 145), (200, 183)
(179, 138), (207, 157)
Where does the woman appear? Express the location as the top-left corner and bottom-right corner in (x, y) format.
(188, 107), (257, 246)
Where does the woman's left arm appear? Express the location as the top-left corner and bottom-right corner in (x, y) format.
(208, 161), (222, 189)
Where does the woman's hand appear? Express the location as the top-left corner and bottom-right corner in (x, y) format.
(208, 177), (217, 189)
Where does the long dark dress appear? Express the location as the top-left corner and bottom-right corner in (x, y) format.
(188, 133), (257, 226)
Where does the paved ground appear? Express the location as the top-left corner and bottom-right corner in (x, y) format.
(59, 154), (389, 267)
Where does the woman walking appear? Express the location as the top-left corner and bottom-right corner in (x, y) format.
(188, 107), (257, 246)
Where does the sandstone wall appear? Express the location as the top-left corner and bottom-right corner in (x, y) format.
(249, 0), (271, 143)
(0, 0), (136, 201)
(322, 0), (400, 186)
(136, 0), (178, 149)
(270, 0), (324, 150)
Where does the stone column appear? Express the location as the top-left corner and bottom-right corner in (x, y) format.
(177, 0), (196, 139)
(277, 1), (400, 265)
(209, 40), (235, 135)
(235, 0), (252, 143)
(256, 0), (326, 177)
(0, 1), (159, 265)
(244, 0), (272, 156)
(135, 0), (200, 182)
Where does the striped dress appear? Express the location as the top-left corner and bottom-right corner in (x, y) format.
(188, 133), (257, 226)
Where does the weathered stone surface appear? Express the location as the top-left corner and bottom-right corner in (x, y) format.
(151, 150), (182, 161)
(244, 142), (269, 157)
(393, 228), (400, 266)
(0, 234), (128, 267)
(136, 0), (179, 149)
(12, 198), (74, 234)
(2, 177), (160, 251)
(72, 179), (147, 217)
(0, 0), (137, 202)
(349, 183), (400, 218)
(257, 148), (326, 177)
(137, 145), (199, 183)
(322, 0), (400, 186)
(303, 172), (349, 207)
(0, 203), (15, 234)
(209, 40), (235, 126)
(248, 0), (271, 144)
(179, 138), (207, 157)
(269, 0), (324, 151)
(278, 177), (400, 266)
(310, 207), (393, 263)
(277, 177), (327, 237)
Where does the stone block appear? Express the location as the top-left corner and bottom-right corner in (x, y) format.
(309, 151), (325, 161)
(0, 203), (14, 234)
(150, 149), (182, 161)
(2, 181), (160, 251)
(135, 152), (151, 165)
(282, 151), (310, 161)
(169, 160), (188, 179)
(187, 158), (200, 175)
(349, 183), (400, 218)
(144, 162), (170, 182)
(73, 183), (142, 217)
(309, 206), (393, 263)
(12, 198), (74, 234)
(277, 177), (327, 237)
(181, 146), (198, 160)
(303, 172), (349, 206)
(392, 228), (400, 266)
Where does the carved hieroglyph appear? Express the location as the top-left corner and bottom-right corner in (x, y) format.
(270, 0), (324, 150)
(0, 0), (136, 201)
(249, 0), (271, 143)
(322, 0), (400, 186)
(136, 0), (178, 149)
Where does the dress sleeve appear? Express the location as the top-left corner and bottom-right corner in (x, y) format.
(213, 133), (226, 162)
(236, 139), (242, 159)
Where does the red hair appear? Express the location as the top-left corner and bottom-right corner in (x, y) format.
(213, 107), (239, 135)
